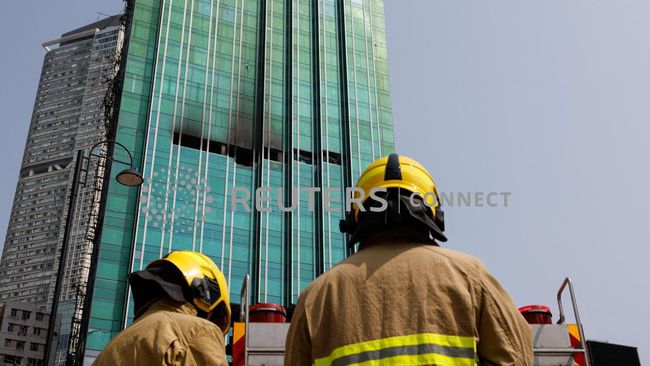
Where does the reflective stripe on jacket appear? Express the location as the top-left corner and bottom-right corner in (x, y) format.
(93, 298), (228, 366)
(314, 333), (477, 366)
(284, 234), (533, 366)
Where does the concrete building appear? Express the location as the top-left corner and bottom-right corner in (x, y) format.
(0, 15), (125, 366)
(0, 300), (59, 366)
(83, 0), (395, 361)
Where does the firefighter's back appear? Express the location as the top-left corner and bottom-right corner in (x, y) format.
(93, 299), (227, 366)
(287, 237), (532, 365)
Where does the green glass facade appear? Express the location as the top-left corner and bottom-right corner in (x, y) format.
(85, 0), (394, 355)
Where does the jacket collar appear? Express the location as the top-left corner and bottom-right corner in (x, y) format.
(139, 298), (197, 319)
(361, 226), (436, 249)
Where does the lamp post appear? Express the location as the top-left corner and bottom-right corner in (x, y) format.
(44, 140), (142, 366)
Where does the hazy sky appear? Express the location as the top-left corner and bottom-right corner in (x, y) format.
(1, 0), (648, 362)
(385, 1), (650, 361)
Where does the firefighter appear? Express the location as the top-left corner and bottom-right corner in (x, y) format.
(285, 154), (533, 366)
(94, 251), (231, 366)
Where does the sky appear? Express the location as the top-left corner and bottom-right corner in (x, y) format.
(385, 0), (650, 361)
(0, 0), (648, 362)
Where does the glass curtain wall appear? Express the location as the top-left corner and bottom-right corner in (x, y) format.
(86, 0), (394, 354)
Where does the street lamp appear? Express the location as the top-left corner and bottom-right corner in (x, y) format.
(44, 140), (142, 366)
(116, 168), (144, 186)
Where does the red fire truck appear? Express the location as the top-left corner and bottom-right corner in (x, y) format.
(230, 276), (638, 366)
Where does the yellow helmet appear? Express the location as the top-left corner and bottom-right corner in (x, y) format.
(340, 153), (446, 245)
(149, 251), (231, 334)
(352, 154), (441, 221)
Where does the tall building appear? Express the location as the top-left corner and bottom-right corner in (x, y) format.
(0, 16), (125, 365)
(84, 0), (394, 359)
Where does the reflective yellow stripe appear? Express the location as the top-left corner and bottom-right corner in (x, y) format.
(313, 333), (477, 366)
(329, 353), (475, 366)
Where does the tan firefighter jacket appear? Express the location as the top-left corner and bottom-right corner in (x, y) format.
(285, 235), (533, 366)
(93, 298), (228, 366)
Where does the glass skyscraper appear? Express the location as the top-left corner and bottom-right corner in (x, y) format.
(84, 0), (394, 358)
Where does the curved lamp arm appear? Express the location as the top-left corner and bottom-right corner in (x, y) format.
(84, 140), (143, 187)
(88, 139), (136, 168)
